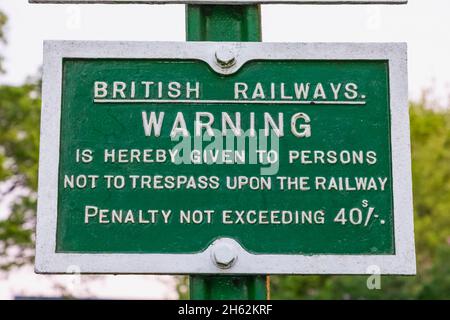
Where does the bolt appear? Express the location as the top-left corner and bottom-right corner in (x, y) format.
(212, 243), (237, 269)
(215, 47), (236, 68)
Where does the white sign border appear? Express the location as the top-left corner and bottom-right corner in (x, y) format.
(36, 41), (415, 275)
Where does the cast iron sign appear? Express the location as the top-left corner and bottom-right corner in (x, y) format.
(36, 41), (415, 274)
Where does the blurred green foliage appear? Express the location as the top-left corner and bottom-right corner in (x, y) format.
(0, 10), (448, 298)
(0, 10), (6, 73)
(0, 82), (41, 270)
(0, 8), (40, 270)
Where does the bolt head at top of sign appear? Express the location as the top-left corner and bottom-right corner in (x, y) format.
(29, 0), (407, 5)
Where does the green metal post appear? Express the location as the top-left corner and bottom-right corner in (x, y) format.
(186, 4), (267, 300)
(186, 5), (261, 42)
(190, 275), (268, 300)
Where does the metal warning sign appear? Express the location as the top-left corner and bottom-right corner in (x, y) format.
(36, 41), (415, 274)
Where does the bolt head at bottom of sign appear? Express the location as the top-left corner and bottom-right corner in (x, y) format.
(212, 240), (238, 269)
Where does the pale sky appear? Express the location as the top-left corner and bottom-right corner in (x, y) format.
(1, 0), (450, 105)
(0, 266), (178, 300)
(0, 0), (449, 300)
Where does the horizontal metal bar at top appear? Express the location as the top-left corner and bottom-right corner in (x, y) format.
(29, 0), (408, 5)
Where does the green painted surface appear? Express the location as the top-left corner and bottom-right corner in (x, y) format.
(56, 57), (394, 255)
(186, 5), (265, 300)
(186, 5), (261, 41)
(190, 275), (267, 300)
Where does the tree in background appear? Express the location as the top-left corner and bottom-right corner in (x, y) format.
(0, 82), (41, 270)
(0, 11), (41, 270)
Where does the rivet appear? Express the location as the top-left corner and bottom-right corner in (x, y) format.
(212, 242), (237, 269)
(215, 47), (236, 68)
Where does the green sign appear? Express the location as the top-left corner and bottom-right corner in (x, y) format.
(36, 41), (415, 274)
